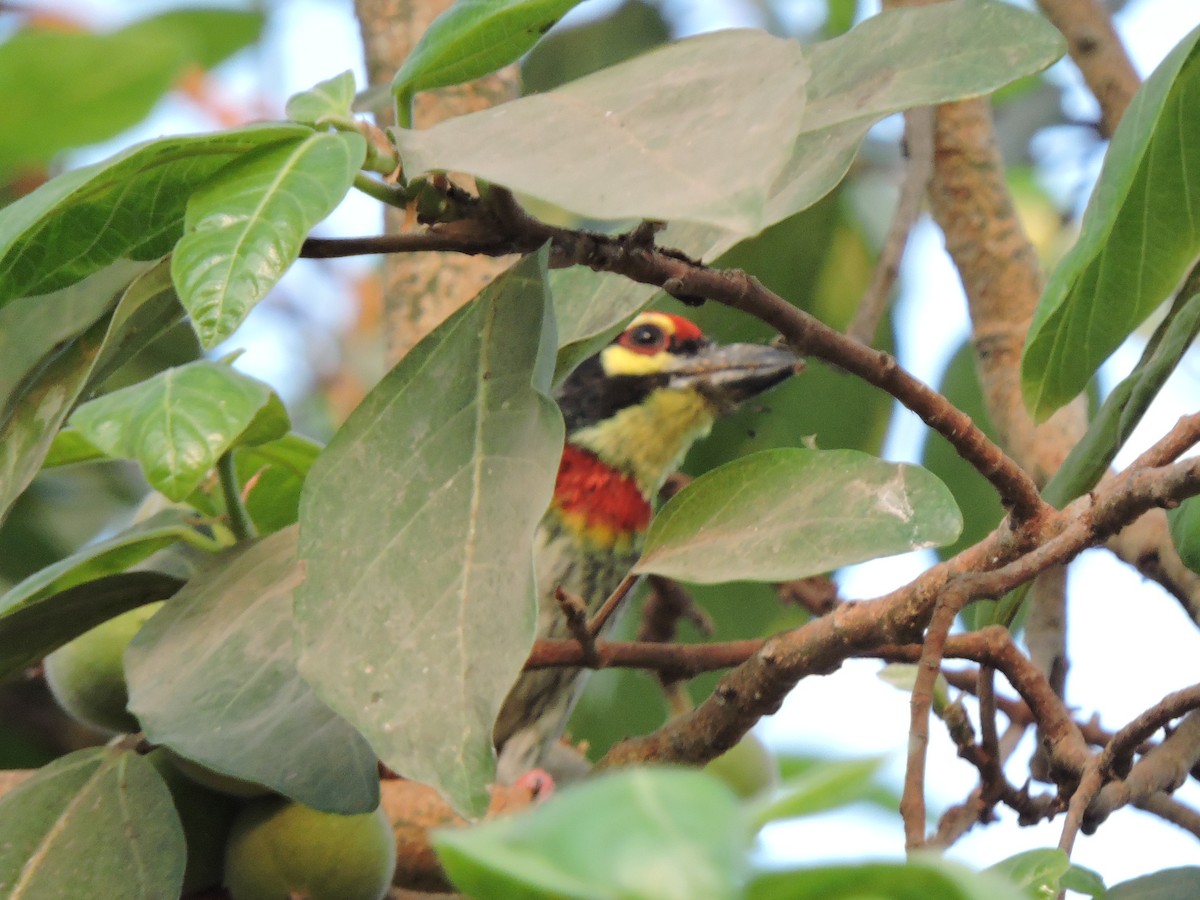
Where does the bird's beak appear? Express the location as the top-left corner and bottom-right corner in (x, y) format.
(665, 342), (801, 410)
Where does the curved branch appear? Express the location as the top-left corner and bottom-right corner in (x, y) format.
(1034, 0), (1140, 137)
(302, 211), (1048, 522)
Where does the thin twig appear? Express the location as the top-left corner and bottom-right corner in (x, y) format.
(977, 664), (1003, 794)
(554, 586), (599, 666)
(1104, 683), (1200, 772)
(1060, 761), (1104, 856)
(902, 581), (974, 850)
(587, 573), (640, 637)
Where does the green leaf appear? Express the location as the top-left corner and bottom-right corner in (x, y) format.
(762, 0), (1063, 228)
(42, 427), (106, 468)
(1042, 282), (1200, 509)
(126, 527), (380, 814)
(0, 261), (147, 418)
(392, 0), (587, 127)
(1168, 495), (1200, 574)
(296, 249), (562, 817)
(171, 130), (365, 347)
(0, 508), (199, 613)
(1061, 864), (1107, 898)
(434, 768), (746, 900)
(634, 449), (962, 584)
(0, 260), (183, 524)
(0, 571), (181, 682)
(0, 125), (310, 308)
(395, 29), (808, 233)
(395, 1), (1059, 241)
(748, 857), (1029, 900)
(776, 752), (903, 817)
(0, 27), (176, 170)
(748, 757), (885, 831)
(286, 70), (359, 125)
(0, 7), (262, 170)
(120, 8), (264, 70)
(1022, 26), (1200, 419)
(520, 0), (670, 95)
(0, 747), (186, 900)
(1109, 867), (1200, 899)
(236, 432), (323, 533)
(876, 663), (950, 713)
(551, 266), (660, 384)
(986, 849), (1070, 898)
(824, 0), (858, 37)
(69, 360), (289, 502)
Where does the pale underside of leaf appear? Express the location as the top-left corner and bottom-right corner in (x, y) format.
(635, 449), (962, 584)
(296, 250), (562, 816)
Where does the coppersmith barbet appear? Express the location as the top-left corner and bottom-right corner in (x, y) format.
(494, 311), (798, 782)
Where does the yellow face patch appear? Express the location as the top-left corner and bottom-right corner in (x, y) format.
(600, 343), (673, 376)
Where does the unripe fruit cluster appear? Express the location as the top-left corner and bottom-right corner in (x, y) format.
(41, 605), (397, 899)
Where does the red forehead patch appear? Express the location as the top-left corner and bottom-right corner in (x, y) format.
(662, 314), (704, 343)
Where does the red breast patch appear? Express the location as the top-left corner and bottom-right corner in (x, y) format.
(552, 444), (652, 536)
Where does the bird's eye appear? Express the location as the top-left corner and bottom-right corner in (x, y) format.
(620, 323), (666, 353)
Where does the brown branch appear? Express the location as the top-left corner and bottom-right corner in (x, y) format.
(1060, 688), (1200, 850)
(923, 90), (1090, 795)
(1129, 413), (1200, 470)
(1059, 761), (1104, 856)
(303, 233), (519, 258)
(879, 627), (1090, 776)
(526, 636), (763, 677)
(930, 722), (1055, 848)
(1034, 0), (1140, 137)
(847, 106), (935, 345)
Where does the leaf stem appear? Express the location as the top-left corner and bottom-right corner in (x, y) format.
(218, 452), (257, 543)
(176, 527), (227, 554)
(353, 172), (409, 208)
